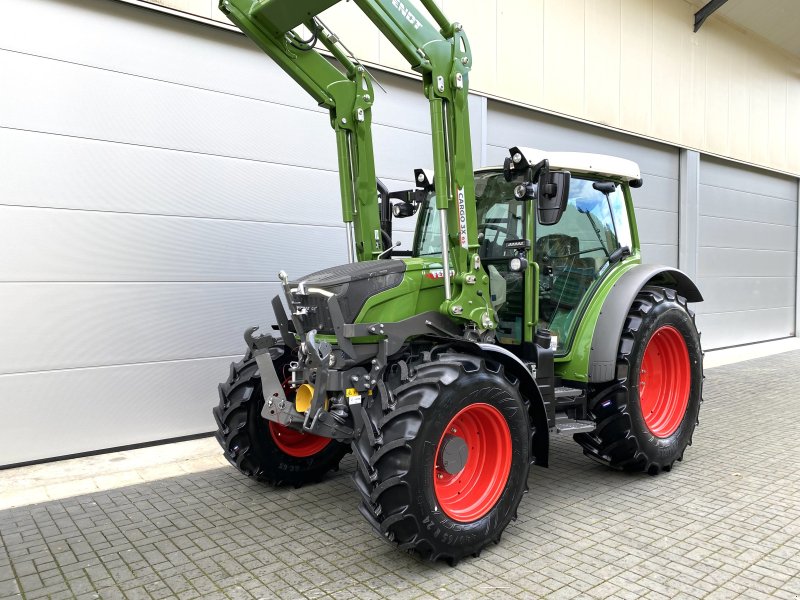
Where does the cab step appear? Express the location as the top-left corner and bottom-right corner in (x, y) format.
(553, 412), (595, 435)
(554, 386), (584, 400)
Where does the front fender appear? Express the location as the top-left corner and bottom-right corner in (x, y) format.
(588, 265), (703, 383)
(475, 343), (549, 468)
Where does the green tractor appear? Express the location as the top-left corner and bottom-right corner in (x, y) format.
(213, 0), (703, 564)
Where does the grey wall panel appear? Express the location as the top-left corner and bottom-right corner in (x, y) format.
(697, 308), (795, 349)
(692, 277), (795, 314)
(0, 49), (335, 167)
(699, 156), (797, 201)
(0, 0), (316, 113)
(698, 216), (796, 252)
(697, 156), (798, 348)
(0, 282), (279, 375)
(0, 356), (238, 466)
(634, 209), (679, 246)
(640, 244), (678, 267)
(698, 248), (796, 278)
(701, 186), (797, 226)
(624, 174), (679, 213)
(0, 283), (281, 376)
(0, 128), (417, 234)
(0, 0), (432, 136)
(0, 206), (348, 282)
(0, 50), (431, 184)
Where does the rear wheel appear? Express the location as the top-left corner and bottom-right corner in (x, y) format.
(213, 349), (348, 486)
(353, 353), (531, 565)
(575, 286), (703, 474)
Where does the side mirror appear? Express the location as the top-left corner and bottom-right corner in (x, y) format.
(537, 171), (570, 226)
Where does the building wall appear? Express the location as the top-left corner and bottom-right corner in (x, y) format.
(0, 0), (797, 465)
(0, 0), (428, 465)
(134, 0), (800, 176)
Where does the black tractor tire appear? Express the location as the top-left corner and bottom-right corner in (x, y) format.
(575, 286), (703, 474)
(352, 353), (531, 565)
(213, 349), (348, 486)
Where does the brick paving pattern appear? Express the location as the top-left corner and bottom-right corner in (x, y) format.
(2, 351), (799, 599)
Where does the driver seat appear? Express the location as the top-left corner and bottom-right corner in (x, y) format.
(536, 234), (596, 308)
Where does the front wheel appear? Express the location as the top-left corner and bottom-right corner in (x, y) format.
(575, 286), (703, 474)
(213, 349), (348, 486)
(353, 354), (531, 565)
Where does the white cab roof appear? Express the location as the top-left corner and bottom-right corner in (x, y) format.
(509, 146), (641, 181)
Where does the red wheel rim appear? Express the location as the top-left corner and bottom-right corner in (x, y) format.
(638, 325), (691, 438)
(433, 403), (512, 522)
(268, 421), (332, 457)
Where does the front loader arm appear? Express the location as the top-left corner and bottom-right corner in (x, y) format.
(219, 0), (495, 331)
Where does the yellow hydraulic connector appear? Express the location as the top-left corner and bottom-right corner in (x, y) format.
(294, 384), (314, 413)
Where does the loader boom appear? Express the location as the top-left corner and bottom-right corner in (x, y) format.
(219, 0), (495, 329)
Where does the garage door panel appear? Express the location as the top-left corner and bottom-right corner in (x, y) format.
(0, 206), (350, 282)
(485, 144), (513, 167)
(631, 174), (678, 213)
(700, 185), (797, 226)
(0, 282), (279, 375)
(0, 357), (226, 467)
(698, 156), (798, 349)
(0, 128), (415, 226)
(634, 208), (678, 246)
(698, 247), (796, 278)
(1, 0), (317, 114)
(487, 102), (679, 179)
(0, 50), (336, 168)
(1, 0), (430, 135)
(640, 243), (678, 267)
(696, 308), (795, 349)
(0, 51), (427, 183)
(700, 156), (797, 201)
(699, 216), (796, 252)
(693, 277), (795, 314)
(372, 127), (434, 183)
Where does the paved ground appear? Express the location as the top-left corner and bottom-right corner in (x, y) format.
(2, 351), (800, 600)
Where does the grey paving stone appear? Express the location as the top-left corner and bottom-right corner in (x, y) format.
(1, 352), (800, 599)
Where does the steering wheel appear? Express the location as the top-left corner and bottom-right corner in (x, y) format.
(479, 222), (508, 241)
(478, 223), (508, 258)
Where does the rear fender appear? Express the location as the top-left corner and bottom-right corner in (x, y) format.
(588, 265), (703, 383)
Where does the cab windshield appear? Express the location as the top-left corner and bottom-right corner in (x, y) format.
(413, 172), (527, 345)
(413, 172), (525, 257)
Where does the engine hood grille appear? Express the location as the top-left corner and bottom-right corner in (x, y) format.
(289, 260), (406, 332)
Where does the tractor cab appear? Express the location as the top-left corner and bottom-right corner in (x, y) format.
(413, 148), (643, 356)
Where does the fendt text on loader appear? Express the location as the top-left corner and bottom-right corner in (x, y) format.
(213, 0), (704, 565)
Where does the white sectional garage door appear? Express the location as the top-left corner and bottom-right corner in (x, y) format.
(485, 102), (680, 268)
(0, 0), (434, 465)
(696, 157), (798, 349)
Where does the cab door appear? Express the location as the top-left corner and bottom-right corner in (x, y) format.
(534, 177), (632, 353)
(472, 172), (529, 346)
